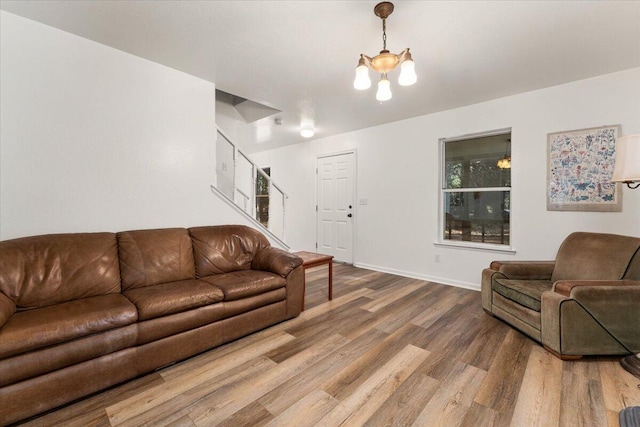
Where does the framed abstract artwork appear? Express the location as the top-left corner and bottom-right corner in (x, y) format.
(547, 125), (622, 211)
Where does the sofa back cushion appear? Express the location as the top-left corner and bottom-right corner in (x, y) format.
(189, 225), (269, 276)
(118, 228), (195, 290)
(552, 232), (640, 282)
(0, 233), (121, 310)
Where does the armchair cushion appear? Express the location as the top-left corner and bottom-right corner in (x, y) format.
(493, 279), (553, 311)
(491, 261), (555, 280)
(552, 232), (640, 282)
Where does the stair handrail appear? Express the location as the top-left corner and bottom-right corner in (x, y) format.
(214, 128), (288, 246)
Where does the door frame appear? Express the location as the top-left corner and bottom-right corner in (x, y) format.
(315, 149), (357, 264)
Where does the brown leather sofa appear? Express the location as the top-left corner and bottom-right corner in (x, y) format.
(482, 232), (640, 359)
(0, 225), (303, 425)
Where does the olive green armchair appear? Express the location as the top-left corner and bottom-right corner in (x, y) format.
(482, 232), (640, 359)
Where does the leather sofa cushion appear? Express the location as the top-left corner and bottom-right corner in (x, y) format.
(123, 279), (224, 321)
(552, 232), (640, 282)
(200, 270), (286, 301)
(0, 294), (137, 359)
(492, 279), (553, 312)
(135, 288), (286, 345)
(118, 228), (195, 290)
(0, 233), (121, 310)
(136, 303), (226, 344)
(189, 225), (270, 276)
(0, 293), (16, 328)
(0, 324), (138, 387)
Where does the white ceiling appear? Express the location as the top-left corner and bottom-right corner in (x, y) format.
(2, 0), (639, 154)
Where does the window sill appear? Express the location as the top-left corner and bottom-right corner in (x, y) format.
(434, 241), (516, 254)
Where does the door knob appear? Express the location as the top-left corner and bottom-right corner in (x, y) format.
(347, 213), (353, 218)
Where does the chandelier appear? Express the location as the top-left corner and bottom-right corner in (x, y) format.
(497, 139), (511, 169)
(353, 2), (417, 101)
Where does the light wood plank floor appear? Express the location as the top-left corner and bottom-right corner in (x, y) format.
(16, 264), (640, 426)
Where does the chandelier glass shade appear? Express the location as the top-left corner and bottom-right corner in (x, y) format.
(353, 2), (416, 100)
(376, 74), (392, 101)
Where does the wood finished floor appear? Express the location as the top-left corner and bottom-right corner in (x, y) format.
(17, 264), (640, 427)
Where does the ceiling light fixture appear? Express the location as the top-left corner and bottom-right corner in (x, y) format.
(300, 126), (315, 138)
(353, 2), (417, 101)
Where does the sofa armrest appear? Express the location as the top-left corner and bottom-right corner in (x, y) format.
(252, 247), (303, 278)
(0, 293), (16, 328)
(490, 261), (555, 280)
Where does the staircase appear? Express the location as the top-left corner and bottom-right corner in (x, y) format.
(212, 129), (289, 249)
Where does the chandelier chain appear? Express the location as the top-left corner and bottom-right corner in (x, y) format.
(382, 18), (387, 50)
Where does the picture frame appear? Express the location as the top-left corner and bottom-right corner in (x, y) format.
(547, 125), (622, 212)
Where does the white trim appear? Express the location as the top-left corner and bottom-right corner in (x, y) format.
(210, 184), (290, 250)
(442, 186), (511, 193)
(440, 127), (512, 143)
(315, 150), (357, 264)
(433, 241), (516, 254)
(353, 262), (481, 292)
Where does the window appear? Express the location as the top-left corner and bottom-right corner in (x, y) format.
(255, 167), (271, 227)
(440, 130), (512, 249)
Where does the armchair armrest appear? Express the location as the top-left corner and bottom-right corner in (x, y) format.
(490, 261), (555, 280)
(252, 247), (303, 278)
(0, 293), (16, 328)
(553, 279), (640, 297)
(541, 281), (640, 356)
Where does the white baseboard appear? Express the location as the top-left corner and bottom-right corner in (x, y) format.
(353, 262), (481, 292)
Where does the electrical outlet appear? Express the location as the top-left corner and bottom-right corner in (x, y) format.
(434, 254), (441, 263)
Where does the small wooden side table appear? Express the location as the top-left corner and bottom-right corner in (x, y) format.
(294, 251), (334, 311)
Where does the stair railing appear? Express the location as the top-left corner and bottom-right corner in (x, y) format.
(213, 129), (288, 247)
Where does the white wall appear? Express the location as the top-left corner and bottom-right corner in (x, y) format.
(252, 68), (640, 289)
(215, 132), (235, 200)
(0, 12), (265, 240)
(215, 100), (255, 152)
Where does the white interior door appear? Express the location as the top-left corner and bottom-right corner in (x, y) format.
(316, 152), (355, 263)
